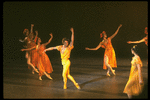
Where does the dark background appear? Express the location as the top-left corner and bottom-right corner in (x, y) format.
(3, 1), (148, 64)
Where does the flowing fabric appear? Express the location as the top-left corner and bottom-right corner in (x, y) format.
(37, 45), (53, 76)
(101, 37), (117, 69)
(31, 37), (38, 68)
(123, 56), (143, 96)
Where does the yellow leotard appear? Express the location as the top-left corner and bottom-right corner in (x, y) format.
(56, 45), (74, 65)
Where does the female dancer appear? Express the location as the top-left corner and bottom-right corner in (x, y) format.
(44, 28), (80, 89)
(21, 33), (53, 80)
(85, 24), (122, 76)
(19, 24), (39, 74)
(123, 45), (144, 98)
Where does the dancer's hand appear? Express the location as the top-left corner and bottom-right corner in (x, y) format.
(21, 49), (24, 51)
(127, 41), (131, 44)
(119, 24), (122, 28)
(31, 24), (34, 27)
(139, 80), (143, 85)
(49, 33), (53, 38)
(70, 27), (74, 33)
(43, 50), (46, 53)
(85, 47), (89, 50)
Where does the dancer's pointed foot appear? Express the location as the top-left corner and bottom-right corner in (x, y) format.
(39, 76), (42, 81)
(45, 74), (53, 80)
(75, 83), (81, 89)
(106, 72), (110, 76)
(47, 75), (53, 80)
(112, 70), (116, 75)
(34, 68), (39, 73)
(32, 70), (35, 74)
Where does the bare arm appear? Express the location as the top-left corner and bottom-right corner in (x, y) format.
(21, 46), (36, 51)
(19, 37), (27, 42)
(137, 64), (143, 84)
(70, 27), (74, 46)
(109, 24), (122, 40)
(33, 30), (38, 42)
(43, 33), (53, 46)
(44, 47), (57, 52)
(127, 37), (146, 44)
(85, 42), (102, 50)
(30, 24), (34, 33)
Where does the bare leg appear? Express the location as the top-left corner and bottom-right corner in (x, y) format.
(27, 55), (39, 73)
(127, 94), (132, 99)
(43, 72), (53, 80)
(104, 55), (116, 76)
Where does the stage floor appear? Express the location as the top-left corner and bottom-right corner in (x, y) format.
(3, 57), (148, 99)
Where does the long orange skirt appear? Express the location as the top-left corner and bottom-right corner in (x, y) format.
(103, 47), (117, 70)
(37, 45), (53, 76)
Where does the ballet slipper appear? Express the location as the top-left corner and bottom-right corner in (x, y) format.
(39, 76), (42, 81)
(34, 68), (39, 73)
(106, 72), (110, 76)
(32, 70), (35, 74)
(44, 72), (53, 80)
(75, 83), (81, 89)
(112, 70), (116, 75)
(47, 75), (53, 80)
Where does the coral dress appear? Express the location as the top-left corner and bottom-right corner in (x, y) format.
(36, 45), (53, 76)
(31, 37), (38, 68)
(123, 56), (143, 96)
(101, 37), (117, 69)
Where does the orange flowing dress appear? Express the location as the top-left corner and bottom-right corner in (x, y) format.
(36, 45), (53, 76)
(101, 37), (117, 69)
(31, 37), (38, 68)
(123, 56), (143, 96)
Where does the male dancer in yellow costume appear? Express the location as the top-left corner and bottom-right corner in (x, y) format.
(44, 28), (80, 89)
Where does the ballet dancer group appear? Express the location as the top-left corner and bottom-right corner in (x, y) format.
(20, 24), (148, 98)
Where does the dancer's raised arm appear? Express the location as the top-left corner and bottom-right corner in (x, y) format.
(30, 24), (34, 34)
(85, 42), (102, 50)
(110, 24), (122, 40)
(33, 30), (38, 42)
(43, 33), (53, 46)
(70, 27), (74, 47)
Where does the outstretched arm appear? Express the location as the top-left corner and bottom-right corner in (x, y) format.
(109, 24), (122, 40)
(19, 37), (27, 42)
(70, 27), (74, 46)
(44, 47), (57, 52)
(21, 46), (36, 51)
(43, 33), (53, 46)
(85, 42), (102, 50)
(127, 37), (146, 44)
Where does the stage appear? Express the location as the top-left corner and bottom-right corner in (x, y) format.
(3, 57), (148, 99)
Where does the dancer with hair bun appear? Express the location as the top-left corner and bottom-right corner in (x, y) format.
(123, 45), (144, 99)
(85, 24), (122, 76)
(21, 33), (53, 80)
